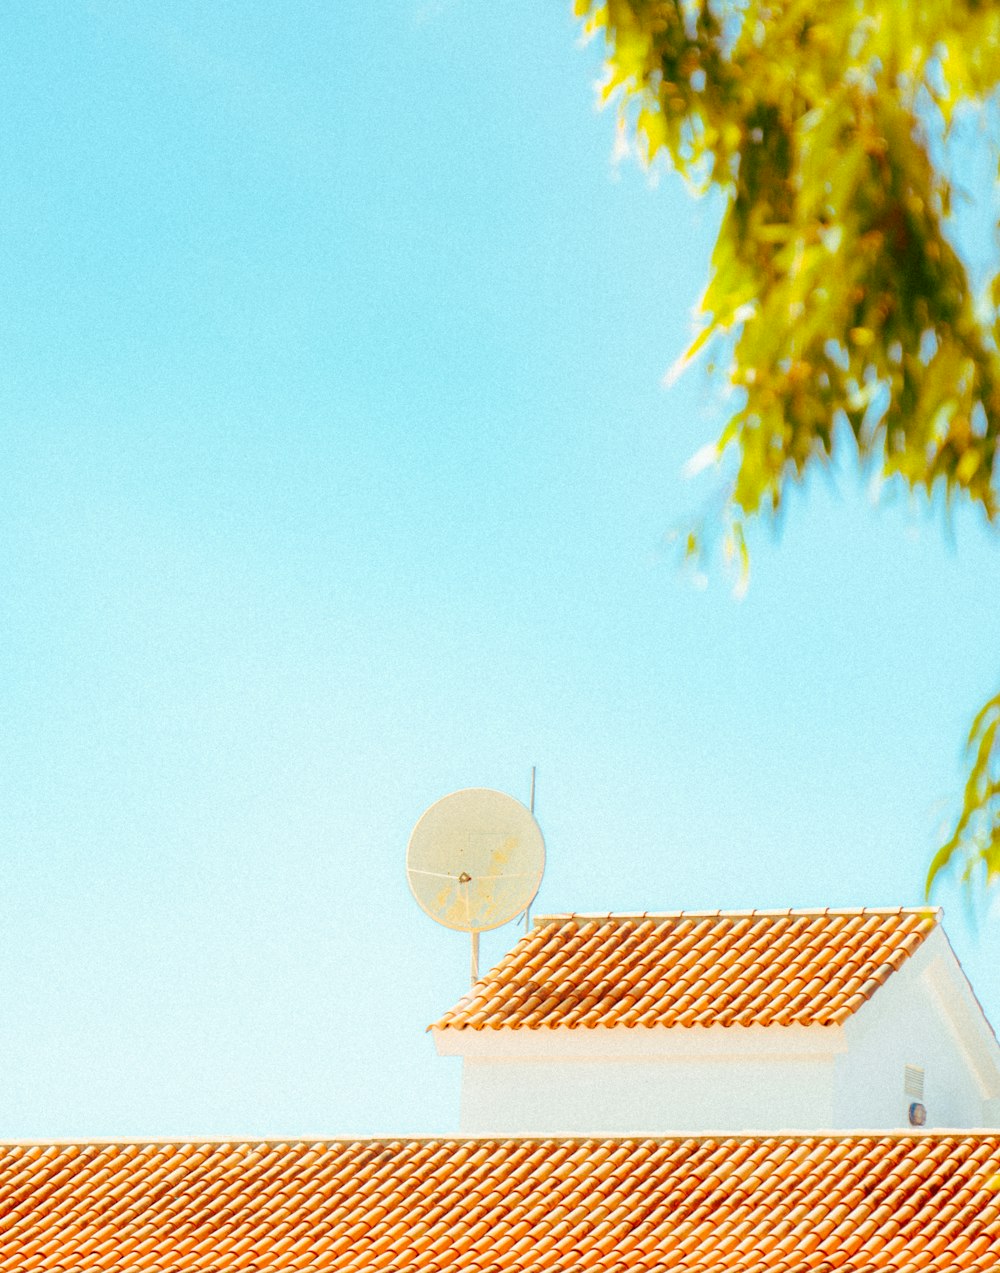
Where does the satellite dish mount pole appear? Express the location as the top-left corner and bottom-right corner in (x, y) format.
(471, 930), (480, 985)
(524, 766), (537, 933)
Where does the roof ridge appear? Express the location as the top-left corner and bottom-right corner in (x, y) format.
(531, 906), (942, 927)
(0, 1128), (991, 1149)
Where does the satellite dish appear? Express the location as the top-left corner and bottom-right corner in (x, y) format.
(407, 788), (545, 934)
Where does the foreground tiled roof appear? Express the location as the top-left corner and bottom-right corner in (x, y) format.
(0, 1134), (996, 1270)
(434, 907), (938, 1030)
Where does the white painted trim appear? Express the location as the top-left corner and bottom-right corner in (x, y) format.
(433, 1023), (845, 1060)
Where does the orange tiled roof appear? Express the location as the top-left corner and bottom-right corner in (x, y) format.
(0, 1133), (995, 1269)
(434, 907), (938, 1030)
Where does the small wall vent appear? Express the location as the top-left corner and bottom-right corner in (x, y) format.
(904, 1065), (924, 1100)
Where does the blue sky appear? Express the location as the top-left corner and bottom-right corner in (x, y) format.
(1, 1), (998, 1138)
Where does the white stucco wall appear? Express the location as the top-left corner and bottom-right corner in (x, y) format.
(439, 1025), (844, 1135)
(434, 927), (1000, 1134)
(459, 1050), (835, 1134)
(835, 927), (1000, 1129)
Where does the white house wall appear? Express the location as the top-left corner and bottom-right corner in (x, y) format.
(459, 1052), (836, 1135)
(440, 1026), (843, 1135)
(836, 927), (1000, 1129)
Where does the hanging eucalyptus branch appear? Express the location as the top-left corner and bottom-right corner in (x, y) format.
(574, 0), (1000, 893)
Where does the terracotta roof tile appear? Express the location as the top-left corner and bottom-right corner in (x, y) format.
(0, 1134), (991, 1268)
(434, 907), (939, 1030)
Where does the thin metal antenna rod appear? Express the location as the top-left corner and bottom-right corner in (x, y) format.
(471, 930), (480, 986)
(525, 765), (537, 932)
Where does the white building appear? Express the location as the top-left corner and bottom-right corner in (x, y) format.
(433, 907), (1000, 1134)
(0, 904), (997, 1267)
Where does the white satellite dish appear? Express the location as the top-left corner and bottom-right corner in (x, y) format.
(407, 786), (545, 982)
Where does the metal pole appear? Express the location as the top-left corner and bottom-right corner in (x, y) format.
(471, 930), (480, 985)
(525, 766), (536, 932)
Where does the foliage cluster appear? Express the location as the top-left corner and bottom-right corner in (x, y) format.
(574, 0), (1000, 892)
